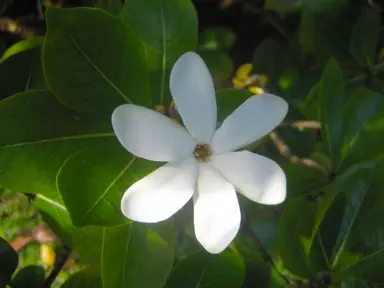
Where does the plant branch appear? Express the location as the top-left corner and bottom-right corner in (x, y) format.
(268, 131), (328, 174)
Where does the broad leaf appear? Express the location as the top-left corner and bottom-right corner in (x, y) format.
(0, 237), (18, 287)
(44, 8), (151, 112)
(1, 37), (44, 61)
(0, 90), (155, 226)
(340, 88), (384, 170)
(165, 251), (245, 288)
(122, 0), (198, 107)
(73, 222), (174, 288)
(350, 8), (380, 67)
(215, 88), (253, 122)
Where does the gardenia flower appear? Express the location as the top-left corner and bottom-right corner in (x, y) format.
(111, 52), (288, 254)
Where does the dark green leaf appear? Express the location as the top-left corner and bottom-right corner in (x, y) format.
(44, 8), (151, 112)
(318, 59), (346, 170)
(62, 268), (102, 288)
(282, 164), (328, 200)
(340, 88), (384, 170)
(121, 0), (198, 106)
(0, 237), (18, 287)
(95, 0), (122, 15)
(318, 163), (377, 269)
(0, 46), (44, 100)
(350, 8), (380, 67)
(299, 0), (358, 64)
(73, 222), (174, 288)
(0, 90), (155, 226)
(165, 251), (245, 288)
(278, 197), (328, 279)
(11, 265), (45, 288)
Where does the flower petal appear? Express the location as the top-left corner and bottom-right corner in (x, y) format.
(211, 94), (288, 153)
(121, 157), (198, 223)
(193, 163), (241, 254)
(112, 104), (196, 162)
(170, 52), (217, 143)
(212, 151), (286, 205)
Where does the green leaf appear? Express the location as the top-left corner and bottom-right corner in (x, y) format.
(341, 204), (384, 283)
(73, 222), (174, 288)
(1, 37), (44, 61)
(165, 251), (245, 288)
(350, 8), (380, 67)
(0, 90), (155, 226)
(199, 26), (236, 52)
(95, 0), (123, 15)
(121, 0), (198, 106)
(318, 59), (346, 170)
(44, 7), (151, 112)
(0, 237), (18, 287)
(340, 88), (384, 170)
(278, 197), (324, 279)
(11, 265), (45, 288)
(282, 164), (328, 200)
(62, 268), (102, 288)
(299, 0), (358, 64)
(318, 163), (378, 269)
(0, 46), (44, 100)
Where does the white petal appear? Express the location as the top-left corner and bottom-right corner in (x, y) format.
(112, 104), (196, 162)
(193, 163), (241, 254)
(211, 94), (288, 154)
(170, 52), (217, 143)
(212, 151), (286, 205)
(121, 157), (198, 223)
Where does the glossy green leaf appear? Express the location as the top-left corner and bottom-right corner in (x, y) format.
(95, 0), (122, 15)
(318, 163), (378, 269)
(350, 8), (380, 67)
(0, 90), (155, 226)
(165, 251), (245, 288)
(0, 46), (44, 100)
(1, 37), (44, 61)
(318, 59), (346, 170)
(122, 0), (198, 106)
(62, 268), (102, 288)
(341, 204), (384, 283)
(340, 88), (384, 170)
(0, 237), (18, 287)
(11, 265), (45, 288)
(72, 222), (174, 288)
(44, 7), (151, 112)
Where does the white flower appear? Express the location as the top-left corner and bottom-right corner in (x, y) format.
(111, 52), (288, 254)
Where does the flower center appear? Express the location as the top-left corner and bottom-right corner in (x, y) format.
(193, 144), (212, 162)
